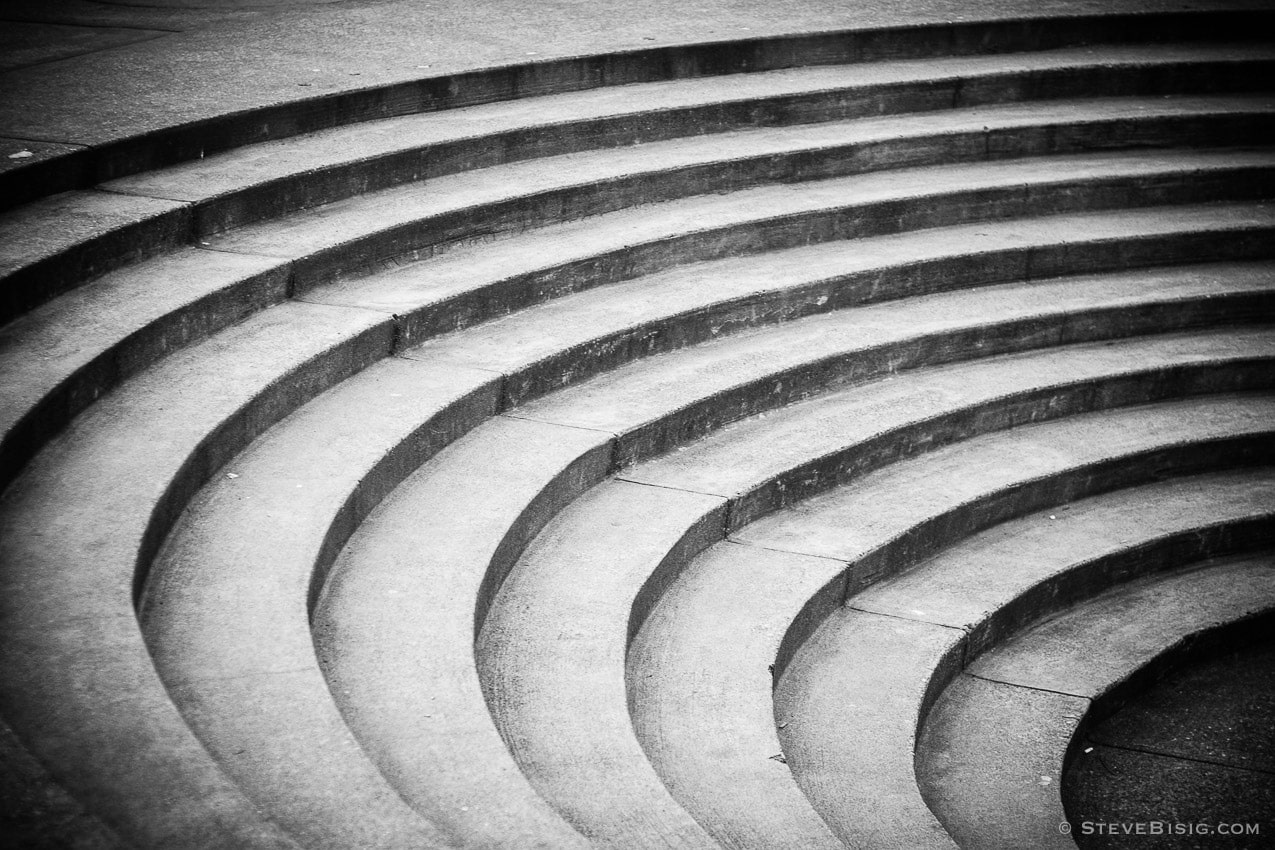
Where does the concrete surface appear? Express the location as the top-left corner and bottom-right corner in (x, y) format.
(920, 554), (1275, 849)
(1, 3), (1273, 846)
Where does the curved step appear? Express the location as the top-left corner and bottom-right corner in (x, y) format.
(138, 257), (1272, 842)
(622, 405), (1275, 849)
(317, 328), (1274, 848)
(1062, 635), (1275, 845)
(201, 145), (1275, 292)
(0, 303), (390, 850)
(480, 391), (1274, 845)
(8, 198), (1271, 499)
(916, 552), (1275, 850)
(772, 471), (1275, 848)
(12, 39), (1269, 318)
(101, 45), (1275, 235)
(140, 356), (497, 848)
(7, 8), (1270, 208)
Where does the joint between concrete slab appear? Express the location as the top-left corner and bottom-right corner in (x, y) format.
(1091, 741), (1275, 778)
(721, 535), (850, 566)
(501, 411), (618, 438)
(846, 604), (969, 634)
(613, 473), (730, 501)
(966, 669), (1094, 703)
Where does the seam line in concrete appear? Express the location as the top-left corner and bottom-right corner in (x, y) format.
(846, 604), (968, 633)
(722, 535), (850, 565)
(611, 474), (730, 500)
(966, 669), (1093, 702)
(193, 243), (294, 260)
(0, 17), (182, 34)
(1090, 741), (1275, 777)
(501, 411), (619, 436)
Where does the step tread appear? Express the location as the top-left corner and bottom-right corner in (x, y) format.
(0, 248), (289, 482)
(734, 395), (1275, 561)
(0, 301), (389, 850)
(314, 415), (610, 849)
(480, 395), (1270, 849)
(918, 552), (1275, 850)
(480, 478), (726, 849)
(100, 44), (1275, 207)
(205, 145), (1275, 265)
(0, 189), (185, 280)
(513, 247), (1275, 451)
(311, 327), (1267, 849)
(771, 472), (1274, 848)
(140, 356), (495, 848)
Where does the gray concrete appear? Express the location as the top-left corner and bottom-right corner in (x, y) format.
(774, 470), (1273, 847)
(920, 554), (1275, 849)
(140, 356), (499, 850)
(1, 3), (1272, 845)
(0, 302), (390, 849)
(314, 416), (610, 849)
(3, 0), (1265, 156)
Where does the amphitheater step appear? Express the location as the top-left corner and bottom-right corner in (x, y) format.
(772, 471), (1274, 848)
(917, 552), (1275, 850)
(481, 395), (1272, 848)
(318, 327), (1271, 849)
(139, 356), (497, 849)
(314, 416), (611, 849)
(1064, 636), (1275, 846)
(98, 44), (1275, 234)
(200, 146), (1275, 291)
(0, 303), (389, 850)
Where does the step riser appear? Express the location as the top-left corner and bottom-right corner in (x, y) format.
(1063, 605), (1275, 773)
(615, 294), (1275, 466)
(496, 234), (1275, 410)
(626, 365), (1275, 646)
(8, 8), (1270, 209)
(286, 159), (1275, 294)
(132, 321), (394, 603)
(904, 522), (1275, 768)
(1, 205), (195, 328)
(0, 260), (292, 490)
(728, 360), (1275, 532)
(773, 435), (1275, 683)
(395, 201), (1275, 360)
(182, 72), (1275, 236)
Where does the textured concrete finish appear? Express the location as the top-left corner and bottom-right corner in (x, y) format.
(315, 416), (608, 849)
(478, 480), (726, 848)
(775, 471), (1274, 847)
(920, 555), (1275, 850)
(2, 2), (1273, 846)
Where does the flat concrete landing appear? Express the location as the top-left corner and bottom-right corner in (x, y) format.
(1, 0), (1267, 151)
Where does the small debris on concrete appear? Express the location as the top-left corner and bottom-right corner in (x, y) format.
(7, 150), (34, 159)
(769, 753), (787, 764)
(226, 472), (239, 479)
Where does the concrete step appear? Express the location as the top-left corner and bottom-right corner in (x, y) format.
(204, 145), (1275, 292)
(917, 552), (1275, 850)
(6, 195), (1268, 495)
(0, 302), (389, 850)
(623, 408), (1275, 849)
(133, 261), (1271, 844)
(101, 45), (1275, 234)
(480, 394), (1274, 847)
(139, 357), (496, 849)
(773, 472), (1275, 848)
(7, 9), (1269, 208)
(1063, 634), (1275, 845)
(315, 329), (1272, 849)
(515, 257), (1275, 465)
(4, 93), (1270, 323)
